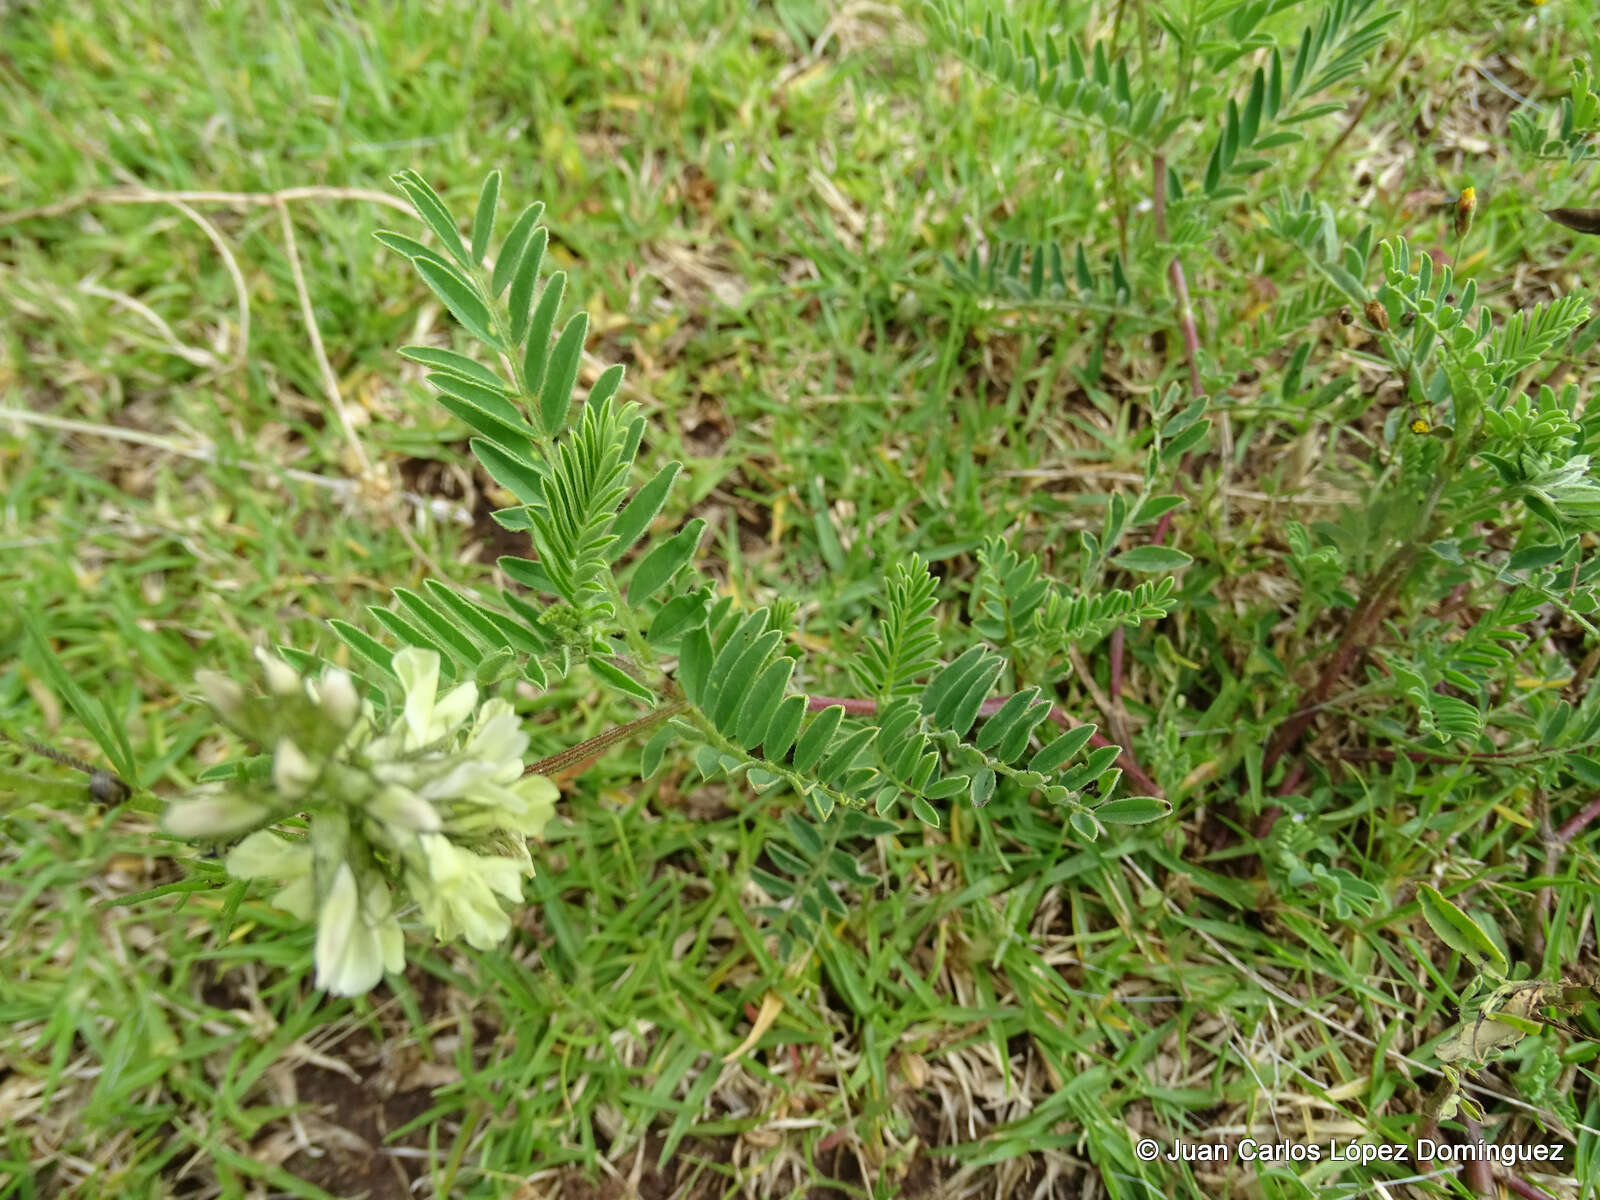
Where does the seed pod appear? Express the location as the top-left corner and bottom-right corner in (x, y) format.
(1337, 305), (1354, 325)
(1454, 187), (1476, 239)
(89, 771), (133, 805)
(1364, 299), (1390, 332)
(1, 731), (133, 805)
(1544, 207), (1600, 235)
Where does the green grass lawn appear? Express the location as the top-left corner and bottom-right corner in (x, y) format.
(4, 1), (1600, 1197)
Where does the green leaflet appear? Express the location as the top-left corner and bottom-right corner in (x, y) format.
(641, 724), (677, 779)
(711, 629), (784, 730)
(1031, 724), (1096, 774)
(1418, 884), (1509, 976)
(678, 627), (714, 707)
(414, 258), (502, 350)
(647, 590), (710, 646)
(433, 375), (539, 445)
(737, 657), (796, 750)
(509, 228), (551, 343)
(400, 346), (509, 392)
(538, 313), (588, 435)
(492, 202), (546, 298)
(587, 655), (655, 705)
(1094, 796), (1170, 825)
(628, 519), (706, 603)
(763, 695), (808, 761)
(793, 705), (845, 773)
(472, 439), (545, 506)
(392, 169), (473, 269)
(374, 230), (454, 274)
(522, 271), (567, 391)
(609, 462), (682, 561)
(391, 588), (480, 662)
(368, 607), (455, 672)
(469, 170), (500, 263)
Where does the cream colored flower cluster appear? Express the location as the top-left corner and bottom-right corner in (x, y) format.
(164, 647), (558, 995)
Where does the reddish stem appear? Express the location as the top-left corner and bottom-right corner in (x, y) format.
(1554, 793), (1600, 846)
(1498, 1175), (1552, 1200)
(1252, 760), (1307, 843)
(1333, 746), (1531, 765)
(1153, 155), (1202, 398)
(1461, 1119), (1495, 1197)
(1264, 547), (1416, 770)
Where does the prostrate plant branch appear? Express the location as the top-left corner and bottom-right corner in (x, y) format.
(153, 170), (1181, 998)
(1263, 541), (1422, 770)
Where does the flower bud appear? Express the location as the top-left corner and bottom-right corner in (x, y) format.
(196, 671), (247, 725)
(254, 647), (302, 696)
(272, 738), (319, 800)
(368, 784), (443, 833)
(312, 667), (360, 728)
(1454, 186), (1476, 239)
(226, 830), (313, 879)
(314, 863), (387, 996)
(163, 791), (271, 838)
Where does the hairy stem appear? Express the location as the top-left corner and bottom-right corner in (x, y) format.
(524, 701), (688, 778)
